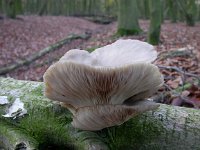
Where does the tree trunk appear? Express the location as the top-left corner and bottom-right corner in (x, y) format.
(0, 77), (200, 150)
(117, 0), (142, 35)
(160, 0), (165, 23)
(148, 0), (162, 45)
(197, 3), (200, 21)
(143, 0), (150, 19)
(168, 0), (178, 23)
(38, 0), (48, 16)
(2, 0), (16, 18)
(176, 0), (197, 26)
(0, 0), (3, 14)
(15, 0), (22, 14)
(185, 0), (196, 26)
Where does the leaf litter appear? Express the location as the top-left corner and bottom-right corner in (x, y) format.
(0, 16), (199, 109)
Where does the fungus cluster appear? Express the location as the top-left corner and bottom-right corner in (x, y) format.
(43, 39), (163, 131)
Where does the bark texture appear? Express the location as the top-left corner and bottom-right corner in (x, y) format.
(0, 77), (200, 150)
(117, 0), (142, 35)
(148, 0), (162, 45)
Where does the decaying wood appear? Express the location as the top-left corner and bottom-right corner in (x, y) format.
(0, 77), (200, 150)
(0, 121), (39, 150)
(158, 46), (195, 60)
(83, 16), (114, 24)
(0, 33), (90, 75)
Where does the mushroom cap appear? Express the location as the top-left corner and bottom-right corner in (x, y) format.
(58, 39), (157, 67)
(43, 39), (163, 130)
(91, 39), (157, 67)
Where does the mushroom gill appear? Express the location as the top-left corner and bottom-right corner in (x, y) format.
(43, 39), (163, 131)
(72, 101), (159, 131)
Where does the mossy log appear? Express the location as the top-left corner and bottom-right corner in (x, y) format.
(0, 122), (39, 150)
(0, 77), (200, 150)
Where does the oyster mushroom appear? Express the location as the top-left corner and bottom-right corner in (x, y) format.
(43, 39), (163, 131)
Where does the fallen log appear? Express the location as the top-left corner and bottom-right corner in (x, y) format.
(0, 77), (200, 150)
(0, 33), (90, 75)
(0, 121), (39, 150)
(158, 46), (195, 60)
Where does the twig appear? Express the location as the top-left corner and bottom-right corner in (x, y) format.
(163, 83), (174, 91)
(157, 65), (200, 80)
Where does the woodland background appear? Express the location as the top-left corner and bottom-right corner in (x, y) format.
(0, 0), (200, 108)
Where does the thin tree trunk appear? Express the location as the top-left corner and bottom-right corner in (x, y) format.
(185, 0), (196, 26)
(0, 33), (90, 75)
(0, 77), (200, 149)
(15, 0), (22, 14)
(168, 0), (178, 23)
(144, 0), (150, 19)
(2, 0), (16, 18)
(176, 0), (197, 26)
(148, 0), (162, 45)
(38, 0), (48, 16)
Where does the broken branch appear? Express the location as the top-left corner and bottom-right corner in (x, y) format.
(0, 33), (91, 75)
(157, 65), (200, 79)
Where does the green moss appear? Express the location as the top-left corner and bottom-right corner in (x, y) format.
(96, 115), (165, 150)
(117, 28), (142, 36)
(0, 121), (39, 149)
(30, 84), (44, 97)
(18, 105), (83, 150)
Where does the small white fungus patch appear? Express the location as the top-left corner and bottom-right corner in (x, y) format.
(2, 98), (27, 119)
(0, 96), (9, 105)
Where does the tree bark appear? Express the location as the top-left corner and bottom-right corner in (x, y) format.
(38, 0), (48, 16)
(168, 0), (178, 23)
(117, 0), (142, 35)
(176, 0), (197, 26)
(0, 33), (90, 75)
(0, 77), (200, 149)
(2, 0), (16, 18)
(143, 0), (150, 19)
(185, 0), (196, 26)
(148, 0), (162, 45)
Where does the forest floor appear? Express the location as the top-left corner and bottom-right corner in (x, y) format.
(0, 16), (200, 108)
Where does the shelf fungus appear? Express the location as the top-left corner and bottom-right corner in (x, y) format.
(44, 39), (163, 131)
